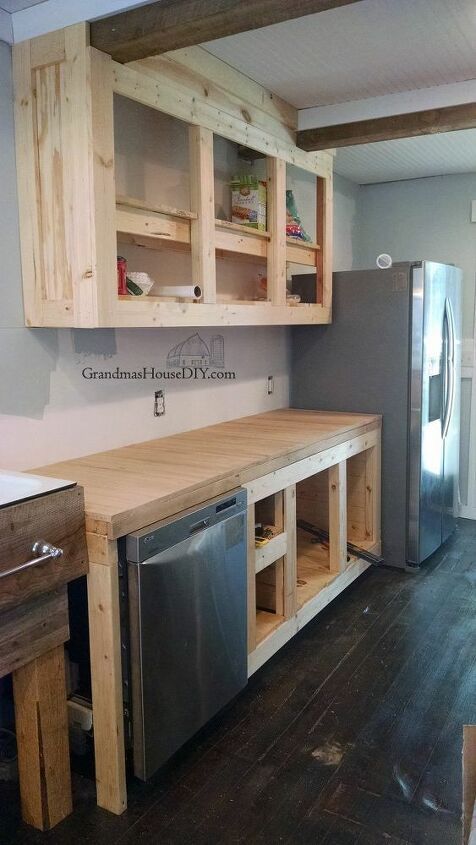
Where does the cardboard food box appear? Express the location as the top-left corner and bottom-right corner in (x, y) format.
(231, 175), (267, 231)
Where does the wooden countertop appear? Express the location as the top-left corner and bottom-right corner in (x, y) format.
(34, 409), (380, 539)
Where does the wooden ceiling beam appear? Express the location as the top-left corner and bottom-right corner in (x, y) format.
(89, 0), (365, 63)
(297, 102), (476, 150)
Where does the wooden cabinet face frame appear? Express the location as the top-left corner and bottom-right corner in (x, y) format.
(13, 25), (333, 328)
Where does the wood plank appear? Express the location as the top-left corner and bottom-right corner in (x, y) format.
(90, 47), (118, 327)
(283, 485), (297, 618)
(33, 412), (380, 538)
(255, 533), (288, 574)
(297, 102), (476, 150)
(189, 125), (216, 303)
(113, 299), (331, 327)
(0, 487), (88, 613)
(0, 587), (68, 677)
(328, 460), (347, 572)
(215, 224), (268, 259)
(317, 173), (333, 308)
(116, 205), (191, 244)
(132, 47), (297, 144)
(247, 503), (256, 654)
(13, 645), (72, 831)
(267, 157), (287, 305)
(112, 61), (333, 179)
(90, 0), (365, 63)
(87, 554), (127, 815)
(117, 194), (197, 219)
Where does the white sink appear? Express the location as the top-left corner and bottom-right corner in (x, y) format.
(0, 470), (75, 508)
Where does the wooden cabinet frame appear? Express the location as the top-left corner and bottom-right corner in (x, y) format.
(13, 24), (334, 328)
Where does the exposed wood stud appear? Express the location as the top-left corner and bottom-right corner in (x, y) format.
(267, 157), (287, 305)
(328, 461), (347, 572)
(189, 125), (216, 304)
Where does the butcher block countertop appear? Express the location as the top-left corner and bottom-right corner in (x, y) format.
(34, 409), (380, 540)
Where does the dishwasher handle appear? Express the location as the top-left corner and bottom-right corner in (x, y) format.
(189, 518), (211, 535)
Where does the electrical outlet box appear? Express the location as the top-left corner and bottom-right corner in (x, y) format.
(267, 376), (274, 395)
(154, 390), (165, 417)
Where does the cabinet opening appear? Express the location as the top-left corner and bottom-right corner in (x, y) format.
(255, 561), (285, 645)
(286, 163), (321, 305)
(296, 470), (333, 608)
(214, 136), (269, 304)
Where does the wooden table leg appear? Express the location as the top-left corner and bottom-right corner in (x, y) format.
(12, 645), (72, 831)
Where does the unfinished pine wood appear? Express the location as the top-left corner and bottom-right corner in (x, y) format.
(130, 47), (297, 144)
(34, 411), (381, 539)
(112, 61), (333, 179)
(13, 645), (72, 831)
(189, 125), (216, 303)
(283, 485), (297, 618)
(247, 503), (257, 655)
(87, 551), (127, 815)
(266, 157), (287, 305)
(317, 174), (333, 309)
(14, 25), (333, 328)
(329, 461), (347, 572)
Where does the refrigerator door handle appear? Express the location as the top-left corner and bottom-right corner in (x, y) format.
(442, 297), (456, 440)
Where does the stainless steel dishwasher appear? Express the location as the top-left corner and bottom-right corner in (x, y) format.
(125, 489), (248, 780)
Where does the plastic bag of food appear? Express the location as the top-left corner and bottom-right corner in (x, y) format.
(286, 190), (312, 242)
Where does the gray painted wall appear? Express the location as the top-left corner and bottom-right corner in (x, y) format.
(355, 174), (476, 339)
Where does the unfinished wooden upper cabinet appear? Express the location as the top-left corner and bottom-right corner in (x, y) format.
(13, 24), (334, 328)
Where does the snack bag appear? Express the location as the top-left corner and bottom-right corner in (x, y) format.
(231, 175), (267, 231)
(286, 190), (312, 242)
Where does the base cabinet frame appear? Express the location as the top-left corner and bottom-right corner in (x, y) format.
(83, 427), (380, 816)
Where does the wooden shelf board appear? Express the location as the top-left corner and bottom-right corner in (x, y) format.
(116, 194), (197, 220)
(215, 219), (270, 238)
(113, 298), (331, 327)
(286, 237), (321, 251)
(256, 610), (286, 645)
(255, 531), (287, 574)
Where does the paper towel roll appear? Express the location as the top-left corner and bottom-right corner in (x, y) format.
(156, 285), (202, 299)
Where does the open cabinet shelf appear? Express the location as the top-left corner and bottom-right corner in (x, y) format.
(246, 434), (381, 674)
(13, 24), (334, 328)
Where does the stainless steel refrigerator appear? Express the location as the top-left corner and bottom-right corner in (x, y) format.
(292, 261), (462, 569)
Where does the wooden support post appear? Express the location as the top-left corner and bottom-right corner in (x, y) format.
(90, 47), (117, 325)
(329, 461), (347, 572)
(267, 157), (287, 305)
(364, 443), (381, 551)
(87, 538), (127, 815)
(247, 503), (257, 654)
(189, 125), (216, 303)
(283, 484), (297, 617)
(13, 646), (72, 831)
(316, 173), (333, 309)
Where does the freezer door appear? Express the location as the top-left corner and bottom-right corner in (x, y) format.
(441, 268), (462, 542)
(408, 263), (445, 564)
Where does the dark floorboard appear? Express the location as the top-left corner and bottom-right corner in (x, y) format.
(2, 519), (475, 844)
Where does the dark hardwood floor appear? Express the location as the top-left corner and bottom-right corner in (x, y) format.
(3, 519), (475, 844)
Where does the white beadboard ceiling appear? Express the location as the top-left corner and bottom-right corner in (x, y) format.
(334, 129), (476, 185)
(0, 0), (45, 11)
(205, 0), (476, 109)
